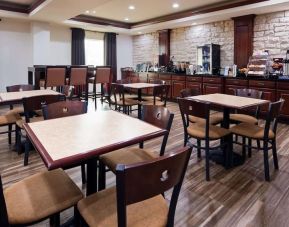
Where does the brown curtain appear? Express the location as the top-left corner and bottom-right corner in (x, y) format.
(71, 28), (85, 65)
(104, 33), (117, 82)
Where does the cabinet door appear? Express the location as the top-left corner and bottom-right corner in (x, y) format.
(277, 91), (289, 116)
(186, 82), (202, 95)
(225, 85), (247, 95)
(172, 81), (186, 98)
(250, 87), (276, 112)
(203, 84), (222, 95)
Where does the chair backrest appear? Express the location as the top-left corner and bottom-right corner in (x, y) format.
(152, 85), (170, 106)
(264, 99), (284, 139)
(45, 67), (66, 88)
(235, 88), (263, 118)
(178, 98), (211, 139)
(42, 100), (87, 120)
(180, 88), (201, 98)
(0, 176), (9, 227)
(69, 66), (88, 86)
(6, 84), (34, 92)
(22, 95), (65, 123)
(115, 146), (192, 227)
(110, 83), (125, 107)
(142, 105), (174, 156)
(95, 67), (112, 84)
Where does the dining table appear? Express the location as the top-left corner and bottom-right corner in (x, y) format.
(122, 83), (162, 119)
(187, 93), (270, 166)
(23, 110), (167, 195)
(0, 89), (60, 106)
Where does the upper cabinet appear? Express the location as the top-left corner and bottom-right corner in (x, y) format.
(158, 29), (171, 67)
(233, 15), (255, 68)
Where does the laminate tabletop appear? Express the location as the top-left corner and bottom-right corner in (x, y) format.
(187, 93), (269, 109)
(23, 110), (166, 169)
(122, 83), (161, 89)
(0, 89), (60, 105)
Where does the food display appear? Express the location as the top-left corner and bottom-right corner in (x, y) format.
(247, 52), (270, 77)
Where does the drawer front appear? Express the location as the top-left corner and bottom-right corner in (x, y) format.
(159, 74), (171, 80)
(148, 73), (158, 79)
(172, 75), (186, 81)
(226, 79), (248, 86)
(186, 76), (202, 82)
(277, 81), (289, 90)
(249, 80), (275, 89)
(203, 77), (222, 83)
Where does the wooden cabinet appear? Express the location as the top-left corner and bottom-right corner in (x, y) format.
(147, 73), (159, 95)
(186, 82), (202, 95)
(172, 75), (186, 98)
(225, 78), (248, 95)
(202, 77), (223, 94)
(277, 82), (289, 118)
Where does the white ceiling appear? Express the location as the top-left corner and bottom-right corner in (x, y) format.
(1, 0), (289, 35)
(87, 0), (230, 23)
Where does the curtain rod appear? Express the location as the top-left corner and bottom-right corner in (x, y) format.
(71, 27), (118, 35)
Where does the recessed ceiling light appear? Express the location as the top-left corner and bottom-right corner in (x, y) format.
(138, 31), (142, 34)
(124, 17), (129, 21)
(92, 11), (96, 14)
(172, 3), (179, 8)
(85, 10), (90, 14)
(192, 22), (197, 25)
(128, 5), (135, 10)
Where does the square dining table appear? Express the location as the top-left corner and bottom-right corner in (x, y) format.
(23, 110), (167, 195)
(187, 93), (269, 166)
(122, 83), (162, 119)
(0, 89), (60, 106)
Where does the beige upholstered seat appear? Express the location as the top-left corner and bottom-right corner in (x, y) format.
(16, 116), (44, 129)
(0, 113), (21, 126)
(230, 113), (258, 125)
(6, 107), (24, 116)
(4, 169), (83, 225)
(188, 112), (223, 125)
(100, 148), (158, 173)
(187, 123), (231, 140)
(78, 187), (168, 227)
(230, 123), (275, 140)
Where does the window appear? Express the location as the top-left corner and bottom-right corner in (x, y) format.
(85, 31), (104, 66)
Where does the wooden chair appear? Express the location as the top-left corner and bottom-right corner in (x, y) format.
(44, 66), (67, 93)
(230, 88), (263, 125)
(77, 146), (192, 227)
(230, 99), (284, 181)
(110, 83), (139, 114)
(0, 169), (83, 227)
(89, 66), (112, 109)
(68, 66), (88, 101)
(178, 98), (232, 181)
(42, 100), (87, 184)
(98, 105), (174, 190)
(16, 94), (65, 164)
(142, 84), (170, 107)
(143, 79), (166, 102)
(180, 88), (223, 125)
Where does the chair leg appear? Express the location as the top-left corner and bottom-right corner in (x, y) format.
(263, 141), (270, 181)
(98, 161), (106, 191)
(257, 140), (261, 151)
(24, 137), (30, 166)
(49, 213), (60, 227)
(16, 127), (22, 154)
(8, 124), (12, 145)
(81, 164), (86, 184)
(184, 134), (188, 147)
(272, 140), (279, 170)
(242, 137), (247, 160)
(74, 206), (81, 227)
(197, 140), (201, 158)
(248, 138), (252, 158)
(205, 141), (210, 181)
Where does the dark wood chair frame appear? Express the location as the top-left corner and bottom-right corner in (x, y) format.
(98, 105), (174, 191)
(180, 88), (201, 98)
(45, 66), (67, 93)
(16, 94), (65, 165)
(232, 99), (284, 181)
(149, 84), (170, 107)
(178, 98), (232, 181)
(68, 66), (89, 102)
(42, 100), (88, 185)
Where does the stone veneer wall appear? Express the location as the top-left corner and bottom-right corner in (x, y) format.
(133, 10), (289, 68)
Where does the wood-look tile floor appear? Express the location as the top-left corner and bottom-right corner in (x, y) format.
(1, 101), (289, 226)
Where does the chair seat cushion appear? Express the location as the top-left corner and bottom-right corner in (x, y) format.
(4, 169), (83, 225)
(230, 113), (258, 124)
(100, 148), (158, 172)
(143, 96), (162, 101)
(78, 187), (168, 227)
(187, 123), (231, 140)
(188, 112), (223, 125)
(0, 113), (21, 126)
(16, 116), (44, 129)
(7, 107), (24, 115)
(230, 123), (275, 140)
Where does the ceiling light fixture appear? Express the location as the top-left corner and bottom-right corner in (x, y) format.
(138, 31), (142, 34)
(128, 5), (135, 10)
(192, 22), (197, 25)
(172, 3), (179, 8)
(124, 18), (129, 21)
(92, 11), (96, 14)
(85, 10), (90, 14)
